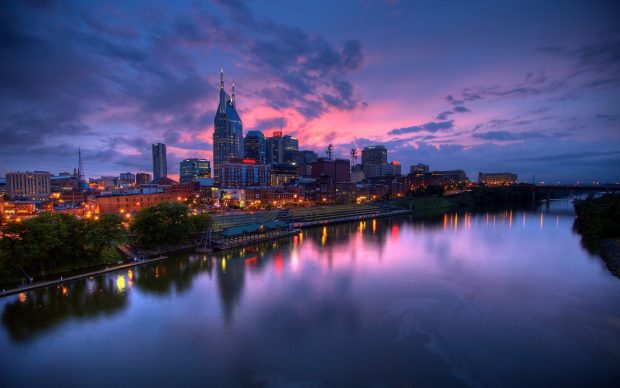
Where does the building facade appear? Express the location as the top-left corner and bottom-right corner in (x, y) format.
(6, 171), (51, 199)
(362, 145), (388, 178)
(408, 170), (468, 188)
(410, 163), (430, 174)
(180, 158), (211, 184)
(90, 191), (186, 214)
(311, 158), (351, 183)
(266, 132), (298, 164)
(152, 143), (167, 180)
(216, 158), (270, 188)
(270, 163), (298, 187)
(386, 161), (402, 176)
(213, 70), (243, 175)
(119, 172), (136, 186)
(135, 173), (152, 185)
(291, 149), (319, 176)
(244, 131), (266, 163)
(478, 172), (518, 185)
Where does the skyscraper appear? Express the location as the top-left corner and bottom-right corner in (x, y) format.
(152, 143), (167, 180)
(361, 145), (388, 178)
(266, 131), (298, 164)
(244, 131), (266, 163)
(180, 158), (211, 184)
(213, 69), (243, 178)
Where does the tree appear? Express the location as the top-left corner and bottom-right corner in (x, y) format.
(192, 212), (213, 248)
(129, 202), (194, 248)
(84, 214), (126, 259)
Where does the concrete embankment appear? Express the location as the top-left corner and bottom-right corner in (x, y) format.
(212, 228), (301, 250)
(292, 209), (412, 228)
(0, 256), (168, 298)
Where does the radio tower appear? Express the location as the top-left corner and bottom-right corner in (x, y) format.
(350, 147), (358, 169)
(78, 147), (85, 182)
(326, 144), (333, 160)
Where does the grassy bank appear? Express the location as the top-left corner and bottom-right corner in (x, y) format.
(574, 194), (620, 277)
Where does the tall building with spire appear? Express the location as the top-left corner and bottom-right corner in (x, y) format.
(213, 69), (243, 179)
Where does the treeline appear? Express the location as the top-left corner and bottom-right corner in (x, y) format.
(0, 202), (211, 285)
(449, 186), (536, 209)
(574, 194), (620, 241)
(0, 213), (126, 281)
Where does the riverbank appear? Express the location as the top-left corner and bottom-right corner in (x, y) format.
(598, 239), (620, 277)
(0, 255), (168, 298)
(573, 194), (620, 278)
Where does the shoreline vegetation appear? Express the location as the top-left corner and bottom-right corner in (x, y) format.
(573, 194), (620, 277)
(0, 186), (562, 293)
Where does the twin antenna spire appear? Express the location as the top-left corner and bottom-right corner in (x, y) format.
(220, 68), (235, 105)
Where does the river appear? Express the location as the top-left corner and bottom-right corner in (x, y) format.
(1, 199), (619, 387)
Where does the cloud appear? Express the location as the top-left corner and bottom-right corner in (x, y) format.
(436, 111), (454, 120)
(251, 117), (287, 132)
(389, 120), (454, 136)
(473, 130), (546, 141)
(539, 37), (620, 69)
(452, 106), (470, 113)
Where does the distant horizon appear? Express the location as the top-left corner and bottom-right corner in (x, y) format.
(1, 0), (619, 183)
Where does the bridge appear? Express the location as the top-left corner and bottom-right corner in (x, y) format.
(504, 183), (620, 195)
(534, 183), (620, 192)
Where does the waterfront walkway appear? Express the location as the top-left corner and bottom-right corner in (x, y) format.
(290, 203), (411, 227)
(0, 256), (168, 298)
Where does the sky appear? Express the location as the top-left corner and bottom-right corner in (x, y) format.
(1, 0), (619, 183)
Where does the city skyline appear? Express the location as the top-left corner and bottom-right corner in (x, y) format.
(1, 1), (619, 182)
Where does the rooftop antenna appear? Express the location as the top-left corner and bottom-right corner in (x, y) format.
(220, 68), (224, 89)
(78, 147), (85, 181)
(231, 82), (236, 106)
(326, 144), (333, 160)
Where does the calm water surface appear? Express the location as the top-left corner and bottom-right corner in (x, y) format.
(1, 200), (619, 387)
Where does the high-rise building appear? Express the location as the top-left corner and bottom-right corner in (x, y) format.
(152, 143), (167, 180)
(6, 171), (51, 199)
(244, 131), (266, 163)
(213, 70), (243, 176)
(361, 145), (388, 178)
(136, 173), (152, 185)
(387, 161), (402, 176)
(266, 132), (298, 164)
(180, 158), (211, 184)
(283, 135), (299, 163)
(291, 150), (319, 176)
(119, 172), (136, 186)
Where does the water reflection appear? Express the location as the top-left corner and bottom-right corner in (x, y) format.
(2, 276), (128, 342)
(1, 200), (618, 387)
